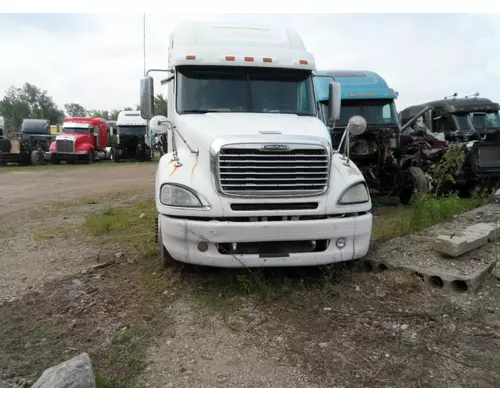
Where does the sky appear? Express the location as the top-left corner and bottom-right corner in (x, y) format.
(0, 13), (499, 113)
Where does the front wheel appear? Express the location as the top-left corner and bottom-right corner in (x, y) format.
(31, 150), (44, 166)
(85, 150), (95, 164)
(399, 166), (429, 205)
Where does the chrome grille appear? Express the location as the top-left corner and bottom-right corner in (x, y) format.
(56, 140), (75, 153)
(218, 145), (329, 197)
(478, 145), (500, 168)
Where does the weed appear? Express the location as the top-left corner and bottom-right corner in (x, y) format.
(373, 192), (479, 243)
(84, 200), (156, 257)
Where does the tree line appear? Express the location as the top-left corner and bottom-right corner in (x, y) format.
(0, 82), (168, 132)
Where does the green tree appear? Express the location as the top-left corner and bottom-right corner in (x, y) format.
(64, 103), (88, 117)
(0, 82), (65, 130)
(89, 109), (110, 120)
(154, 94), (168, 116)
(109, 109), (120, 121)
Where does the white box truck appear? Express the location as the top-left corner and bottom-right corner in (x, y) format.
(140, 21), (372, 268)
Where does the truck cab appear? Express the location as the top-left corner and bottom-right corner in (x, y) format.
(141, 21), (373, 269)
(313, 70), (428, 204)
(50, 117), (108, 164)
(0, 119), (52, 166)
(113, 111), (152, 162)
(400, 97), (500, 187)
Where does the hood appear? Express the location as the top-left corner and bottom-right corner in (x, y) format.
(175, 113), (331, 152)
(57, 132), (93, 147)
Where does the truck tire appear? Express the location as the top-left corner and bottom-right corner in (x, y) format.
(51, 155), (60, 165)
(31, 150), (43, 166)
(85, 150), (95, 164)
(399, 166), (429, 205)
(157, 216), (183, 269)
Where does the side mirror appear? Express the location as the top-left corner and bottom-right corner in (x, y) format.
(149, 115), (170, 134)
(339, 115), (367, 166)
(140, 76), (155, 120)
(347, 115), (367, 136)
(328, 81), (341, 123)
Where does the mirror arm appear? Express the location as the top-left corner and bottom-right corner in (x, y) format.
(344, 130), (350, 166)
(172, 125), (199, 155)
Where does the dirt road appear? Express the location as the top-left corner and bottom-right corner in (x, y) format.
(0, 163), (157, 217)
(0, 163), (156, 301)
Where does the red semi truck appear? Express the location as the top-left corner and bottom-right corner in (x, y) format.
(50, 117), (108, 164)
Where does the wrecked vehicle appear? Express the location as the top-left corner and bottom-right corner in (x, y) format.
(313, 70), (429, 204)
(0, 118), (52, 166)
(400, 95), (500, 191)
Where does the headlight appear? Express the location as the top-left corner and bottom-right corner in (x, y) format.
(160, 183), (206, 208)
(338, 182), (370, 205)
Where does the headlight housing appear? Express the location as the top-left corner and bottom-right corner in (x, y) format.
(160, 183), (209, 208)
(338, 182), (370, 205)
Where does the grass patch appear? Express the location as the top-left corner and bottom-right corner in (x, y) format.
(84, 200), (157, 257)
(33, 225), (78, 240)
(373, 191), (488, 242)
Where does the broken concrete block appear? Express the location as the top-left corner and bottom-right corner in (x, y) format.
(433, 232), (488, 257)
(466, 222), (500, 242)
(32, 353), (95, 388)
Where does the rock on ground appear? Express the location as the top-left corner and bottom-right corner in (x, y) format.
(32, 352), (96, 388)
(0, 377), (7, 388)
(492, 263), (500, 280)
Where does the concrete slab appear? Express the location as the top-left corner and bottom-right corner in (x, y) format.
(433, 232), (488, 257)
(466, 222), (500, 242)
(366, 203), (500, 293)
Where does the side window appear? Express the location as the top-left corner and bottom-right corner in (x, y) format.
(382, 104), (391, 120)
(297, 81), (310, 113)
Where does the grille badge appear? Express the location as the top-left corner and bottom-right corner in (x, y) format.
(261, 144), (290, 151)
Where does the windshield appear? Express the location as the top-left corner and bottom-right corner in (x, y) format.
(176, 66), (315, 116)
(63, 127), (89, 134)
(334, 99), (398, 127)
(117, 126), (147, 135)
(452, 114), (474, 131)
(486, 111), (500, 129)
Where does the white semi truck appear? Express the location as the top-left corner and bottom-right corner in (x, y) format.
(141, 20), (372, 268)
(113, 110), (152, 162)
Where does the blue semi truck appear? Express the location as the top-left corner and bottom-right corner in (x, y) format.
(313, 70), (428, 204)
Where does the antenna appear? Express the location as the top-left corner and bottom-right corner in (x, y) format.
(465, 92), (480, 99)
(444, 92), (458, 100)
(143, 13), (146, 75)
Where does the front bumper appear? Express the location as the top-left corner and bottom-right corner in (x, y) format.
(159, 212), (372, 268)
(52, 153), (86, 161)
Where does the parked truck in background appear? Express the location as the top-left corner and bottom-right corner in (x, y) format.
(0, 116), (6, 139)
(49, 117), (108, 164)
(0, 119), (52, 166)
(113, 111), (152, 162)
(400, 95), (500, 191)
(313, 70), (429, 204)
(141, 20), (372, 269)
